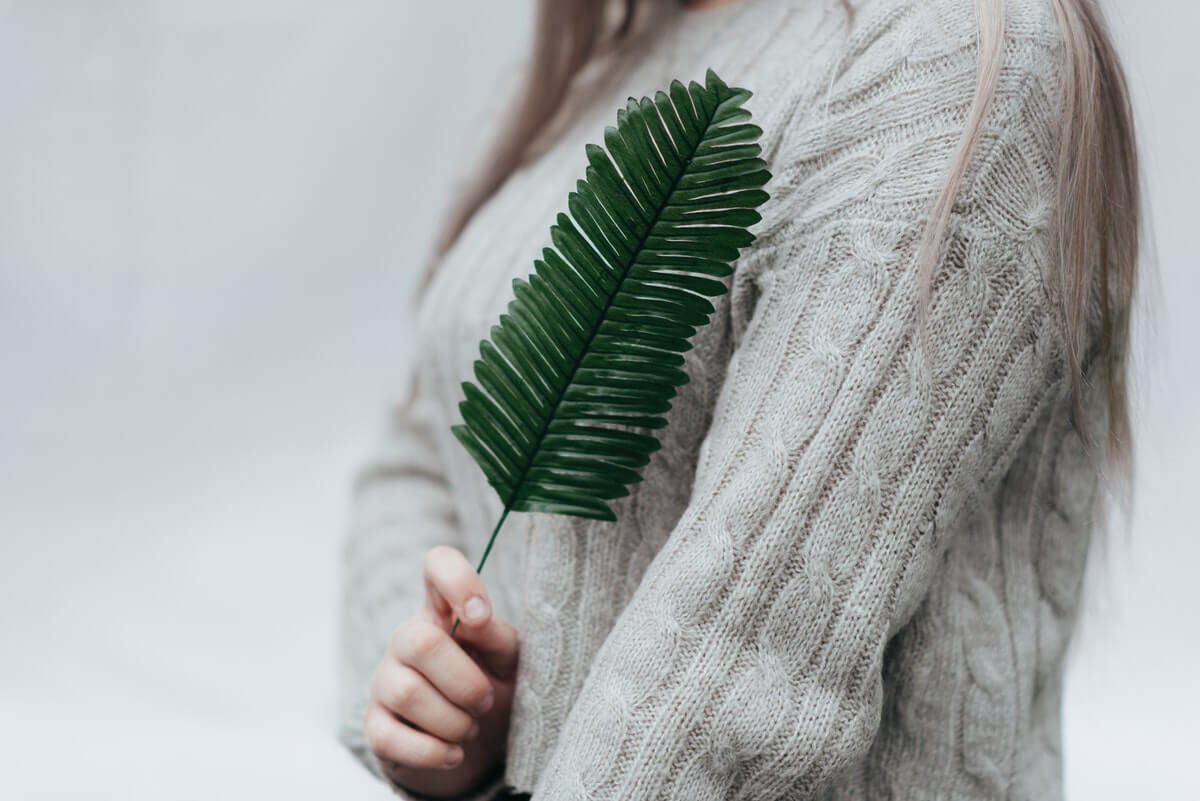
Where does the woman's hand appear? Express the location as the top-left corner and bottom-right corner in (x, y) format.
(363, 545), (519, 799)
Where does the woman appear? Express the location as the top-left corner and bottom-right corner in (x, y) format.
(337, 0), (1140, 798)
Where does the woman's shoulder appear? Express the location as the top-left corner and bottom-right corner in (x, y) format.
(842, 0), (1066, 110)
(838, 0), (1066, 52)
(737, 0), (1068, 238)
(740, 0), (1067, 114)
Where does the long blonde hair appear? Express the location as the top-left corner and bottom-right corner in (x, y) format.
(418, 0), (1140, 499)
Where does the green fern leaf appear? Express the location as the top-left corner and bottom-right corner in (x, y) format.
(448, 69), (769, 630)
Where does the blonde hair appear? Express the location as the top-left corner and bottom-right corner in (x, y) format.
(418, 0), (1140, 501)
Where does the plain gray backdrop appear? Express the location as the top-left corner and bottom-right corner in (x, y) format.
(1, 2), (1195, 798)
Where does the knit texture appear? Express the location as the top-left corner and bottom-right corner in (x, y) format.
(336, 0), (1109, 798)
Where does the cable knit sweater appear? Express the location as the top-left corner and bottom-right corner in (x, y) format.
(337, 0), (1110, 798)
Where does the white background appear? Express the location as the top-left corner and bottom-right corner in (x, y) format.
(0, 2), (1195, 799)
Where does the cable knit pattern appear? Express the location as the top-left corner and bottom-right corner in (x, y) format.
(335, 0), (1109, 798)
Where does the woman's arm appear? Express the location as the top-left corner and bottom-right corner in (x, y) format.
(336, 365), (510, 801)
(526, 25), (1069, 801)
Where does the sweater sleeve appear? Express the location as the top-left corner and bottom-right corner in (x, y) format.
(335, 363), (510, 801)
(527, 36), (1068, 801)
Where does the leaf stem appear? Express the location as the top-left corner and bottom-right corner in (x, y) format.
(449, 507), (510, 638)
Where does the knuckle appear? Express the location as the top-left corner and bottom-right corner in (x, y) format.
(386, 621), (411, 657)
(407, 622), (444, 661)
(424, 544), (456, 571)
(363, 710), (391, 756)
(389, 667), (420, 708)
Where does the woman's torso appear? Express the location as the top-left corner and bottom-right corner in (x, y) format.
(410, 0), (1101, 796)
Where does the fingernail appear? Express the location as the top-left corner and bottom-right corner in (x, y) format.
(474, 686), (494, 716)
(443, 746), (463, 767)
(466, 721), (480, 740)
(464, 595), (490, 622)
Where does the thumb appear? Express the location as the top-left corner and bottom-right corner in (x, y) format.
(453, 613), (520, 680)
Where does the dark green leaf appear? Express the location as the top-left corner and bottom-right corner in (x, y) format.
(450, 68), (770, 541)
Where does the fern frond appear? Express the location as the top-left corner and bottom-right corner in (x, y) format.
(452, 67), (769, 526)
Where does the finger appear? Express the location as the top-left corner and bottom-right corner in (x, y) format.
(371, 661), (479, 744)
(363, 701), (464, 771)
(389, 618), (496, 717)
(423, 584), (452, 623)
(423, 545), (492, 631)
(452, 612), (520, 680)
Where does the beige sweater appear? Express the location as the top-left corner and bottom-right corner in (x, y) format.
(337, 0), (1109, 798)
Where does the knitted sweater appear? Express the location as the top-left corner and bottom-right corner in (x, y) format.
(337, 0), (1108, 798)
